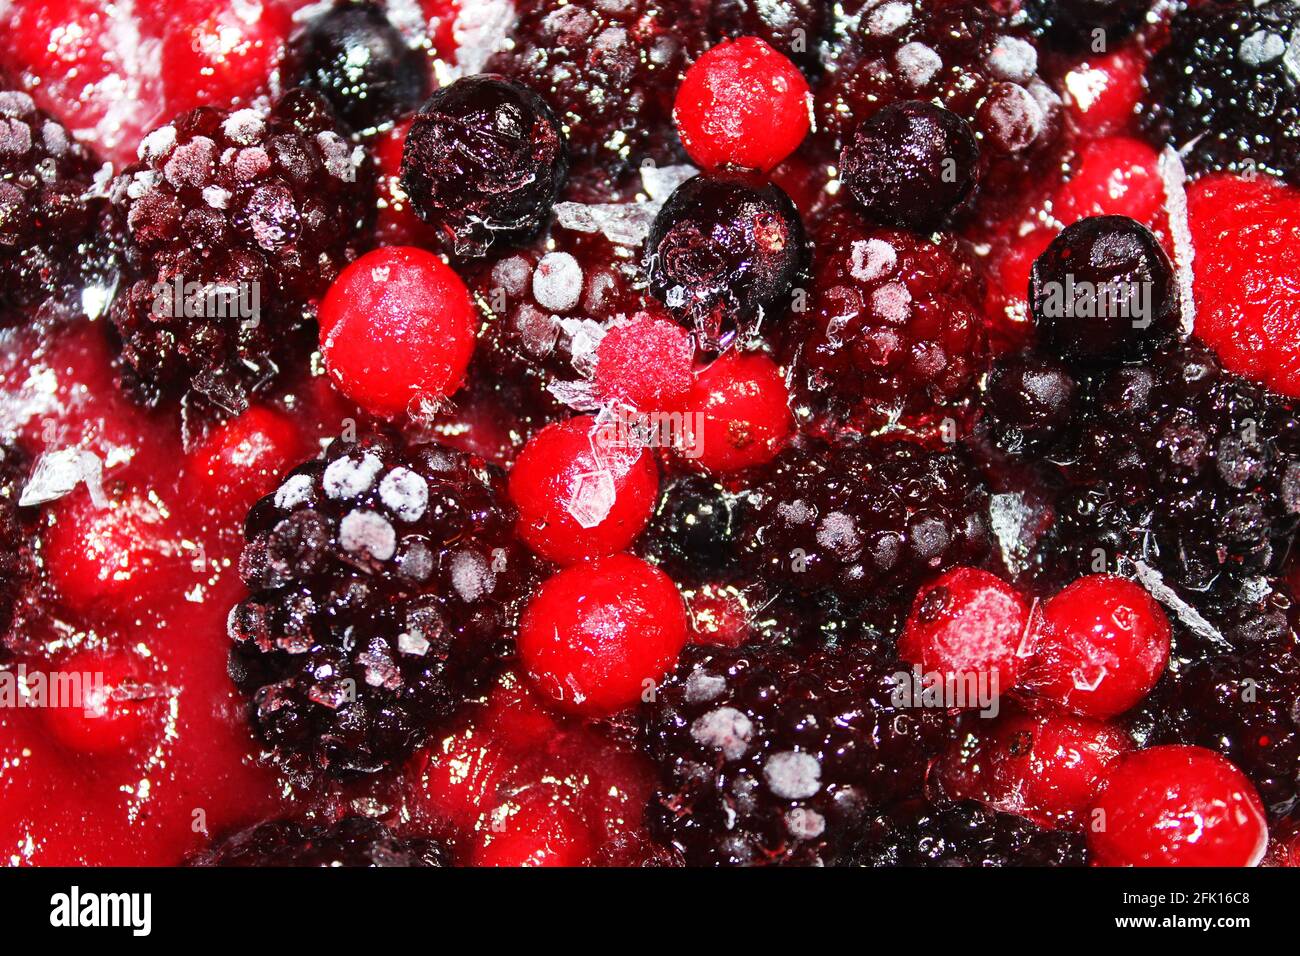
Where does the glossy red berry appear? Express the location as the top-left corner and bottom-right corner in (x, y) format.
(318, 246), (478, 417)
(41, 651), (163, 755)
(673, 36), (811, 173)
(1022, 574), (1171, 719)
(517, 553), (688, 716)
(1051, 136), (1165, 230)
(1088, 745), (1268, 867)
(593, 311), (695, 412)
(679, 351), (793, 472)
(472, 787), (597, 867)
(161, 0), (290, 115)
(186, 405), (302, 510)
(509, 416), (659, 565)
(898, 567), (1029, 689)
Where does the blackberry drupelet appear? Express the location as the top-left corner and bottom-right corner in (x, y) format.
(852, 800), (1089, 866)
(486, 0), (710, 196)
(1144, 1), (1300, 185)
(190, 816), (447, 866)
(740, 438), (992, 606)
(109, 89), (371, 411)
(228, 426), (537, 774)
(401, 75), (567, 258)
(708, 0), (829, 72)
(291, 0), (429, 134)
(644, 643), (950, 866)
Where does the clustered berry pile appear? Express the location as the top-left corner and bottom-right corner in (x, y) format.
(0, 0), (1298, 869)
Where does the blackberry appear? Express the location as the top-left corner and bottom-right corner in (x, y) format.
(1144, 1), (1300, 184)
(228, 426), (537, 774)
(1023, 0), (1151, 50)
(486, 0), (710, 196)
(291, 0), (429, 134)
(0, 90), (117, 322)
(708, 0), (829, 72)
(852, 800), (1089, 866)
(981, 352), (1078, 454)
(401, 75), (567, 258)
(740, 439), (992, 607)
(819, 0), (1060, 205)
(639, 474), (751, 583)
(781, 207), (988, 435)
(190, 817), (446, 866)
(109, 90), (371, 411)
(644, 643), (950, 866)
(0, 443), (29, 639)
(646, 172), (807, 346)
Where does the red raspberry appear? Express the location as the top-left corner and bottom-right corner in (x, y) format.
(1051, 136), (1165, 232)
(1088, 745), (1268, 867)
(40, 650), (163, 756)
(160, 0), (290, 116)
(673, 36), (812, 173)
(186, 405), (302, 511)
(318, 246), (479, 417)
(509, 416), (659, 565)
(1059, 43), (1145, 135)
(1187, 173), (1300, 397)
(678, 351), (793, 472)
(1021, 575), (1171, 719)
(898, 567), (1029, 690)
(593, 311), (695, 412)
(517, 553), (688, 716)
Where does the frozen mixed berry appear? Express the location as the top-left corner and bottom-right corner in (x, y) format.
(639, 473), (751, 584)
(673, 36), (812, 174)
(678, 350), (794, 472)
(160, 0), (291, 116)
(1144, 0), (1300, 184)
(840, 100), (980, 230)
(852, 800), (1088, 867)
(40, 649), (166, 755)
(781, 208), (989, 434)
(317, 245), (479, 418)
(186, 404), (304, 511)
(592, 310), (696, 412)
(487, 0), (709, 194)
(0, 442), (29, 639)
(644, 643), (950, 866)
(228, 426), (537, 773)
(518, 553), (687, 716)
(1023, 0), (1151, 50)
(508, 415), (660, 565)
(109, 89), (371, 411)
(647, 171), (807, 345)
(1087, 745), (1269, 867)
(741, 438), (992, 606)
(1029, 215), (1179, 367)
(290, 1), (428, 135)
(0, 90), (115, 322)
(709, 0), (827, 72)
(400, 75), (567, 258)
(1021, 574), (1170, 719)
(190, 817), (447, 867)
(979, 352), (1078, 453)
(1050, 136), (1165, 229)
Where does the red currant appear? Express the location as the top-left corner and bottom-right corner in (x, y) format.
(679, 351), (793, 472)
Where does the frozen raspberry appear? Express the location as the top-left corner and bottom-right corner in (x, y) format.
(0, 90), (114, 321)
(644, 643), (950, 866)
(898, 567), (1029, 689)
(0, 443), (30, 638)
(109, 90), (371, 410)
(673, 36), (812, 173)
(291, 1), (428, 134)
(400, 75), (567, 257)
(518, 553), (687, 716)
(486, 0), (709, 195)
(161, 0), (291, 116)
(508, 415), (660, 565)
(781, 208), (988, 436)
(1021, 574), (1170, 719)
(840, 101), (980, 230)
(1088, 745), (1268, 867)
(647, 171), (807, 345)
(1186, 173), (1300, 397)
(317, 246), (479, 418)
(1029, 215), (1179, 367)
(852, 800), (1088, 867)
(708, 0), (828, 72)
(678, 351), (794, 472)
(1023, 0), (1151, 50)
(228, 426), (537, 773)
(1144, 0), (1300, 184)
(741, 439), (992, 606)
(1050, 136), (1164, 229)
(592, 311), (696, 412)
(191, 817), (447, 867)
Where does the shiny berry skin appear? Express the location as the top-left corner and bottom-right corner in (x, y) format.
(517, 553), (688, 716)
(41, 650), (164, 756)
(679, 351), (793, 472)
(472, 787), (597, 867)
(1022, 575), (1171, 719)
(981, 353), (1078, 452)
(1060, 46), (1147, 135)
(673, 36), (811, 173)
(709, 0), (827, 73)
(840, 101), (980, 230)
(186, 405), (302, 510)
(1024, 0), (1150, 49)
(318, 246), (478, 418)
(161, 0), (290, 116)
(1051, 136), (1164, 230)
(647, 172), (806, 345)
(401, 75), (567, 258)
(1029, 215), (1179, 367)
(1088, 745), (1269, 867)
(292, 0), (428, 134)
(509, 416), (659, 566)
(640, 474), (749, 582)
(593, 311), (695, 412)
(898, 567), (1029, 689)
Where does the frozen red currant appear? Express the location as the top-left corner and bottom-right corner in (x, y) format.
(186, 405), (302, 510)
(678, 351), (793, 472)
